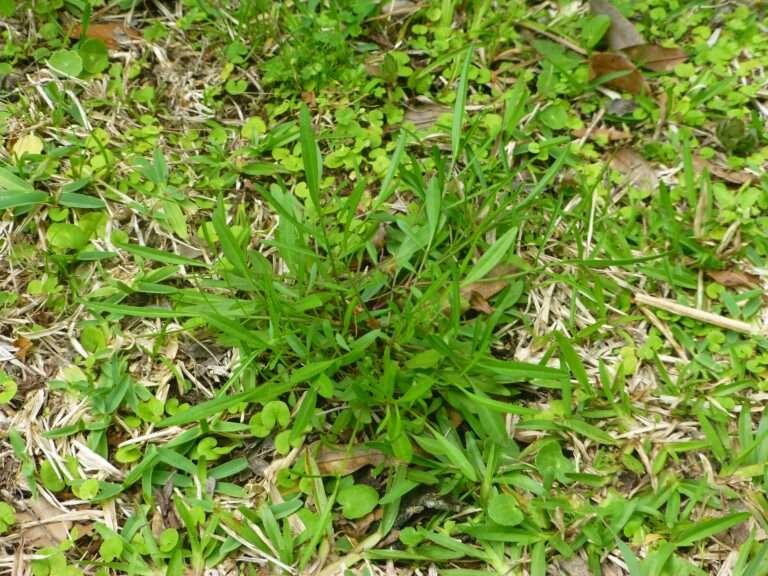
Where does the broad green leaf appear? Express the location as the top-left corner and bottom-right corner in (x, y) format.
(49, 49), (83, 76)
(338, 484), (379, 519)
(79, 38), (108, 74)
(487, 493), (524, 527)
(58, 192), (105, 209)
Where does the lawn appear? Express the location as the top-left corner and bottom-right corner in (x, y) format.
(1, 0), (767, 574)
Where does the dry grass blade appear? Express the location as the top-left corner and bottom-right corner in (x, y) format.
(635, 293), (763, 336)
(622, 44), (688, 72)
(590, 0), (645, 50)
(589, 53), (647, 94)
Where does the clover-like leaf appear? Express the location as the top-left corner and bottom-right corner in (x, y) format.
(337, 483), (379, 519)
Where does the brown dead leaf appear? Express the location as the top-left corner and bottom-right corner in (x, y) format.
(622, 44), (688, 72)
(572, 126), (632, 141)
(459, 264), (516, 314)
(315, 443), (387, 476)
(589, 52), (647, 94)
(340, 507), (383, 537)
(610, 147), (658, 190)
(590, 0), (645, 50)
(301, 91), (316, 108)
(707, 270), (761, 289)
(16, 499), (72, 548)
(404, 103), (450, 129)
(13, 336), (32, 361)
(692, 156), (757, 185)
(560, 556), (590, 576)
(69, 22), (141, 49)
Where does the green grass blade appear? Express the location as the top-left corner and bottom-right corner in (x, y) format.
(299, 104), (322, 214)
(113, 240), (209, 267)
(451, 46), (474, 167)
(673, 512), (751, 547)
(462, 226), (518, 285)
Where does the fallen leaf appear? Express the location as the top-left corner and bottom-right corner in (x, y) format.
(605, 98), (637, 116)
(610, 147), (658, 190)
(589, 52), (647, 94)
(572, 126), (632, 141)
(589, 0), (645, 50)
(315, 444), (387, 476)
(301, 91), (316, 107)
(69, 22), (141, 49)
(560, 556), (590, 576)
(459, 264), (517, 314)
(622, 44), (688, 72)
(378, 0), (421, 17)
(13, 336), (33, 361)
(404, 103), (450, 129)
(707, 270), (760, 289)
(692, 156), (757, 185)
(16, 498), (72, 548)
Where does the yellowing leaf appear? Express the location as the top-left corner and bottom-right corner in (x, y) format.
(12, 134), (43, 158)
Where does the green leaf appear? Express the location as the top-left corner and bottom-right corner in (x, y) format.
(0, 502), (15, 526)
(538, 105), (569, 130)
(582, 15), (611, 49)
(158, 528), (179, 552)
(49, 49), (83, 77)
(463, 226), (518, 285)
(299, 105), (322, 214)
(47, 223), (90, 251)
(673, 512), (751, 547)
(406, 349), (442, 370)
(0, 371), (17, 404)
(74, 478), (100, 500)
(487, 493), (523, 527)
(535, 440), (574, 490)
(430, 430), (477, 482)
(112, 239), (208, 267)
(0, 166), (34, 195)
(451, 46), (473, 167)
(561, 418), (616, 445)
(555, 332), (592, 403)
(58, 192), (105, 209)
(0, 0), (16, 18)
(338, 484), (379, 519)
(39, 460), (66, 492)
(79, 38), (109, 74)
(99, 536), (123, 562)
(0, 191), (47, 210)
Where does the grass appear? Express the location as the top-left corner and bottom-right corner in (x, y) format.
(0, 0), (767, 574)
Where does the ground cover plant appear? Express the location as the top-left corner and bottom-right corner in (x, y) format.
(0, 0), (767, 574)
